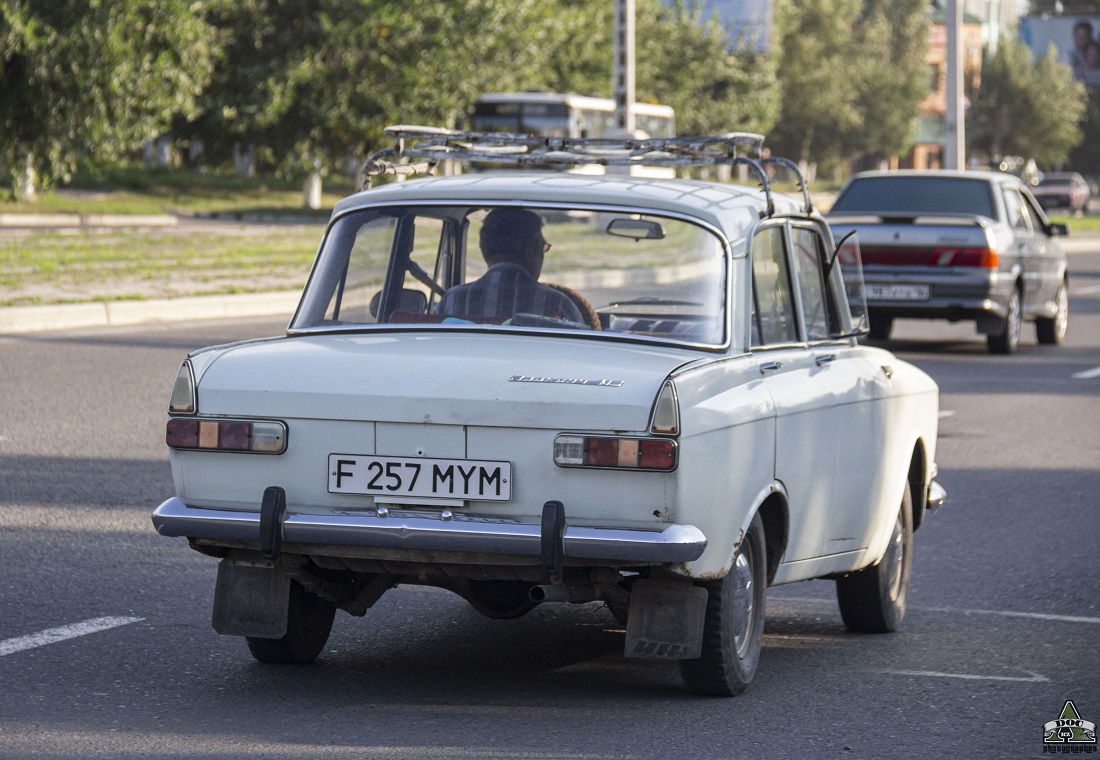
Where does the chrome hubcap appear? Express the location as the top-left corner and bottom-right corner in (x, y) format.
(1008, 293), (1021, 348)
(731, 545), (756, 658)
(885, 514), (904, 601)
(1055, 285), (1069, 338)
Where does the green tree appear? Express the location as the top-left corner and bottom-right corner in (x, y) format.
(192, 0), (781, 200)
(1068, 90), (1100, 175)
(196, 0), (559, 194)
(846, 0), (929, 163)
(770, 0), (864, 166)
(636, 0), (779, 136)
(0, 0), (215, 199)
(968, 36), (1086, 167)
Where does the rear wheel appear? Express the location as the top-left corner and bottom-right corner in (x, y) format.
(246, 580), (336, 664)
(987, 288), (1021, 355)
(680, 513), (767, 696)
(836, 486), (913, 633)
(1036, 280), (1069, 345)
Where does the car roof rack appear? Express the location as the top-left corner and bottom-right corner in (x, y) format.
(359, 126), (813, 217)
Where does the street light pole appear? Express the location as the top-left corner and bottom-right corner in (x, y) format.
(945, 0), (966, 170)
(613, 0), (636, 133)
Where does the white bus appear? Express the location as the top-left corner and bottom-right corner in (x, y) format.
(470, 92), (675, 140)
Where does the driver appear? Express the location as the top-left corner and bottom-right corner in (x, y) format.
(437, 208), (583, 323)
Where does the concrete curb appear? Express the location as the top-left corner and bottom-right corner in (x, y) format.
(0, 213), (179, 228)
(2, 235), (1096, 335)
(0, 291), (300, 335)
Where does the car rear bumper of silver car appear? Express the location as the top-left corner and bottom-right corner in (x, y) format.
(863, 269), (1015, 323)
(151, 496), (707, 564)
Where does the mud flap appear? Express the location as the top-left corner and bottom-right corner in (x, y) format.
(624, 579), (707, 660)
(211, 559), (290, 639)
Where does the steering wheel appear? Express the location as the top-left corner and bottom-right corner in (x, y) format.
(545, 283), (603, 331)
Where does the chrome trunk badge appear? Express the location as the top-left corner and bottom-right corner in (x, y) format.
(509, 374), (624, 387)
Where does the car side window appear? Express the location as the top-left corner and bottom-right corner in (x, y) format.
(324, 215), (399, 324)
(790, 226), (833, 341)
(1002, 188), (1029, 232)
(751, 226), (798, 346)
(1020, 193), (1046, 235)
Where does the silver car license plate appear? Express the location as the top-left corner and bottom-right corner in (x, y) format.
(865, 283), (930, 301)
(328, 454), (512, 501)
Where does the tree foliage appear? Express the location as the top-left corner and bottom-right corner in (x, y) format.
(192, 0), (779, 178)
(0, 0), (215, 194)
(636, 0), (779, 136)
(770, 0), (863, 165)
(770, 0), (928, 167)
(968, 36), (1086, 167)
(847, 0), (929, 161)
(1068, 90), (1100, 175)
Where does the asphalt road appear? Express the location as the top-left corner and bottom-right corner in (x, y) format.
(1, 251), (1098, 759)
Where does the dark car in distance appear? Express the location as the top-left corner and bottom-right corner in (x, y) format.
(1031, 173), (1090, 214)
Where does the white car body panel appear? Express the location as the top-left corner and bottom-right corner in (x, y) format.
(156, 172), (942, 588)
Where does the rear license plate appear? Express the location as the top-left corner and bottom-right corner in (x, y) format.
(327, 454), (512, 501)
(865, 283), (930, 301)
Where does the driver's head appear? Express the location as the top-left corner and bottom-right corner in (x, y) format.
(479, 208), (548, 278)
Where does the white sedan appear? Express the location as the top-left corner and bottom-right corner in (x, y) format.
(153, 130), (944, 696)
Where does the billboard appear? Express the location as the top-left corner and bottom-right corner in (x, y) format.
(1019, 14), (1100, 89)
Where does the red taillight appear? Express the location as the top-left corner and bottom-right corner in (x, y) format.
(585, 437), (620, 467)
(639, 439), (677, 469)
(944, 248), (999, 268)
(861, 246), (998, 268)
(556, 435), (677, 471)
(166, 418), (287, 454)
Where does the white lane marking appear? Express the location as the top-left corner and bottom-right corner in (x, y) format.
(1072, 284), (1100, 295)
(0, 616), (143, 657)
(921, 606), (1100, 625)
(773, 597), (1100, 624)
(1071, 366), (1100, 380)
(877, 669), (1049, 683)
(938, 410), (956, 418)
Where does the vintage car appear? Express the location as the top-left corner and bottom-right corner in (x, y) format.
(152, 128), (945, 697)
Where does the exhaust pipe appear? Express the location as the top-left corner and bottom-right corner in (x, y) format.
(529, 584), (599, 603)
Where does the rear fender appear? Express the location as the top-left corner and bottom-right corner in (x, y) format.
(856, 450), (919, 571)
(672, 480), (787, 581)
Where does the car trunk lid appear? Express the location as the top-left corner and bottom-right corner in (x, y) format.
(194, 332), (694, 432)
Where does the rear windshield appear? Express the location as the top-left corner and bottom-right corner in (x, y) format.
(292, 204), (728, 347)
(1039, 178), (1073, 187)
(830, 176), (996, 218)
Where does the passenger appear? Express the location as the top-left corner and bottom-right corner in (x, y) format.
(437, 208), (584, 323)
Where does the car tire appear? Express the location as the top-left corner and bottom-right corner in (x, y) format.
(868, 313), (893, 340)
(246, 580), (336, 664)
(835, 485), (913, 633)
(1036, 280), (1069, 346)
(680, 513), (767, 697)
(987, 288), (1021, 355)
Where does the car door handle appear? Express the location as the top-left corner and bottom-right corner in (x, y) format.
(815, 354), (836, 366)
(759, 361), (783, 374)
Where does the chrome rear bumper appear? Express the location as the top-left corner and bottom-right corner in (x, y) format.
(927, 479), (947, 512)
(151, 497), (707, 564)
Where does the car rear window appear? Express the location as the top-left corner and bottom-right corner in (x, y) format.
(830, 177), (996, 218)
(292, 204), (729, 347)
